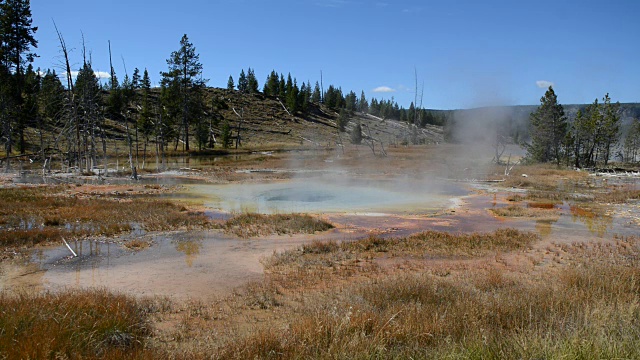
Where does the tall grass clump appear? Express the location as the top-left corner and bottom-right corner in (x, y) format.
(224, 213), (333, 238)
(0, 289), (160, 359)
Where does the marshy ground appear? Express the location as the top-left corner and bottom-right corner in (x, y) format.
(1, 144), (640, 358)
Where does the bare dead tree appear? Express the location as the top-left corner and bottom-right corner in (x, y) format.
(232, 106), (243, 149)
(53, 21), (80, 173)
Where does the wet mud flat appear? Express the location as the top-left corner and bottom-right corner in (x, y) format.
(5, 182), (638, 300)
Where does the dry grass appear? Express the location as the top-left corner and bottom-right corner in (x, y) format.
(0, 289), (160, 359)
(490, 205), (560, 219)
(124, 238), (152, 250)
(6, 232), (640, 359)
(215, 236), (640, 360)
(224, 213), (334, 238)
(345, 228), (537, 257)
(0, 185), (211, 252)
(594, 187), (640, 204)
(262, 229), (538, 289)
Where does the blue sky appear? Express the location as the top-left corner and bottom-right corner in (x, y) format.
(30, 0), (639, 109)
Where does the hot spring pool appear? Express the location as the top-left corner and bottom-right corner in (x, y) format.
(185, 178), (467, 214)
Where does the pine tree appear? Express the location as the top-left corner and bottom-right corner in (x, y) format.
(132, 68), (140, 90)
(311, 82), (321, 103)
(345, 91), (357, 113)
(220, 120), (232, 148)
(39, 69), (64, 158)
(337, 108), (350, 132)
(160, 34), (207, 152)
(265, 70), (279, 97)
(286, 78), (299, 114)
(237, 69), (247, 93)
(526, 86), (567, 165)
(75, 61), (102, 170)
(138, 68), (154, 162)
(358, 91), (368, 113)
(600, 93), (620, 165)
(0, 0), (37, 154)
(278, 74), (285, 98)
(227, 75), (234, 91)
(247, 68), (259, 94)
(350, 122), (362, 144)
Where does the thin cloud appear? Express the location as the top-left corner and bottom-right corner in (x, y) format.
(536, 80), (554, 89)
(94, 71), (111, 79)
(373, 86), (396, 93)
(315, 0), (350, 8)
(62, 71), (111, 80)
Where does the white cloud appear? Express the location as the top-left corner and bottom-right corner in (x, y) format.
(62, 71), (111, 80)
(372, 86), (396, 93)
(94, 71), (111, 79)
(536, 80), (554, 89)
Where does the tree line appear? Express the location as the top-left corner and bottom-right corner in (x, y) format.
(526, 86), (639, 166)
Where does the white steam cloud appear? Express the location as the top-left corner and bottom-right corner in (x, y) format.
(536, 80), (554, 89)
(372, 86), (396, 93)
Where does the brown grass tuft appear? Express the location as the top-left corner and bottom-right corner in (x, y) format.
(0, 186), (211, 252)
(0, 289), (159, 359)
(224, 213), (334, 238)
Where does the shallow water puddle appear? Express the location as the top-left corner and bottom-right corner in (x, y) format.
(3, 230), (344, 299)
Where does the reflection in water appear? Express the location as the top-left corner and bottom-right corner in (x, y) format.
(570, 205), (612, 237)
(535, 219), (557, 238)
(174, 239), (202, 267)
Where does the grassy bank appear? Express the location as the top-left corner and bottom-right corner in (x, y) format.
(0, 185), (210, 252)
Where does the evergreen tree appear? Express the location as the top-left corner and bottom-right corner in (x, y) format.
(0, 0), (37, 154)
(285, 73), (293, 98)
(247, 67), (259, 94)
(106, 69), (124, 119)
(350, 122), (362, 144)
(278, 74), (285, 98)
(526, 86), (567, 165)
(345, 90), (357, 113)
(358, 90), (368, 113)
(265, 70), (279, 97)
(286, 78), (299, 114)
(21, 64), (38, 149)
(131, 68), (140, 90)
(337, 108), (350, 132)
(600, 93), (620, 165)
(160, 34), (207, 152)
(227, 75), (234, 91)
(220, 119), (232, 148)
(40, 69), (64, 122)
(311, 82), (321, 103)
(75, 61), (103, 170)
(237, 69), (247, 93)
(39, 69), (64, 157)
(138, 69), (154, 158)
(623, 118), (640, 163)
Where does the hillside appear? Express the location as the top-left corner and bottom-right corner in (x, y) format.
(196, 88), (444, 149)
(9, 87), (444, 165)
